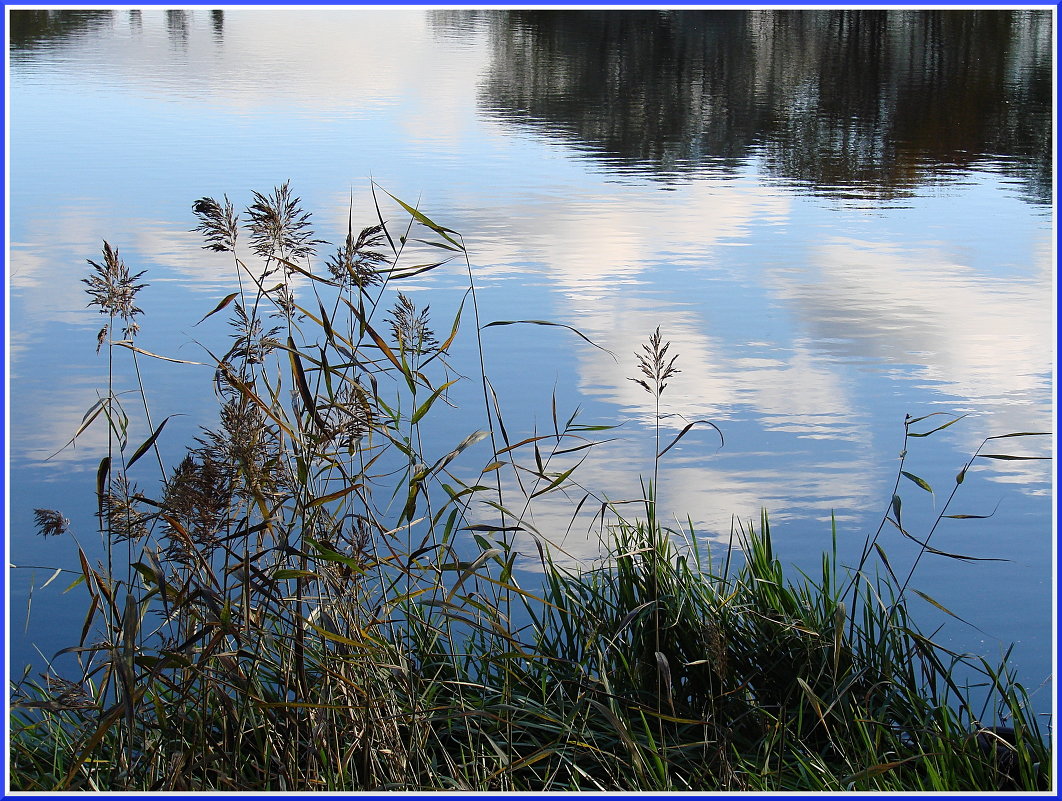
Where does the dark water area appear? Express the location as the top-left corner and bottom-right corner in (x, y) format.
(475, 10), (1051, 203)
(6, 8), (1055, 727)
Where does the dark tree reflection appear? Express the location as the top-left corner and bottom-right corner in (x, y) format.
(475, 9), (1052, 203)
(165, 10), (190, 46)
(479, 11), (764, 173)
(8, 9), (115, 51)
(211, 10), (225, 41)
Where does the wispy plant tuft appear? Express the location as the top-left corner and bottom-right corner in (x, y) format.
(630, 325), (679, 398)
(82, 241), (148, 344)
(32, 508), (70, 538)
(160, 453), (231, 557)
(223, 303), (281, 367)
(388, 291), (438, 355)
(101, 475), (151, 543)
(245, 180), (322, 263)
(326, 222), (388, 290)
(192, 195), (239, 253)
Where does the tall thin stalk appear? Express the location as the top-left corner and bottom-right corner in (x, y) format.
(629, 326), (681, 784)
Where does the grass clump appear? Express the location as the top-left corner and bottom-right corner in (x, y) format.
(9, 185), (1052, 792)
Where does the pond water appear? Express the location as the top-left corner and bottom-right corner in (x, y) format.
(6, 9), (1055, 724)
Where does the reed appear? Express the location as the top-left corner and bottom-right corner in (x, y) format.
(9, 186), (1052, 792)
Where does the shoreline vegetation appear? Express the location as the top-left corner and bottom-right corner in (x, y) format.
(9, 185), (1051, 791)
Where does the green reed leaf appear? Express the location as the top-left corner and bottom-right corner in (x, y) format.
(906, 411), (958, 426)
(401, 481), (420, 523)
(383, 190), (463, 248)
(461, 524), (527, 534)
(274, 255), (335, 285)
(985, 431), (1052, 439)
(113, 341), (207, 365)
(496, 434), (554, 455)
(63, 573), (86, 594)
(657, 419), (724, 459)
(910, 588), (972, 624)
(273, 569), (317, 580)
(923, 545), (1006, 562)
(482, 319), (615, 357)
(95, 456), (110, 519)
(306, 482), (363, 508)
(317, 298), (335, 342)
(46, 399), (107, 460)
(387, 259), (453, 281)
(288, 337), (329, 432)
(976, 454), (1051, 461)
(343, 296), (407, 376)
(194, 291), (239, 325)
(426, 430), (491, 477)
(900, 470), (933, 493)
(411, 379), (458, 424)
(907, 413), (968, 437)
(409, 236), (464, 252)
(613, 599), (655, 636)
(445, 548), (502, 604)
(943, 499), (1000, 520)
(129, 561), (159, 588)
(530, 465), (577, 499)
(126, 415), (174, 469)
(874, 543), (900, 584)
(842, 756), (921, 787)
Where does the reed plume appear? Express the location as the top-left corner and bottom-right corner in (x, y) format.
(32, 508), (70, 538)
(192, 195), (239, 253)
(245, 180), (321, 263)
(326, 223), (388, 290)
(83, 241), (148, 345)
